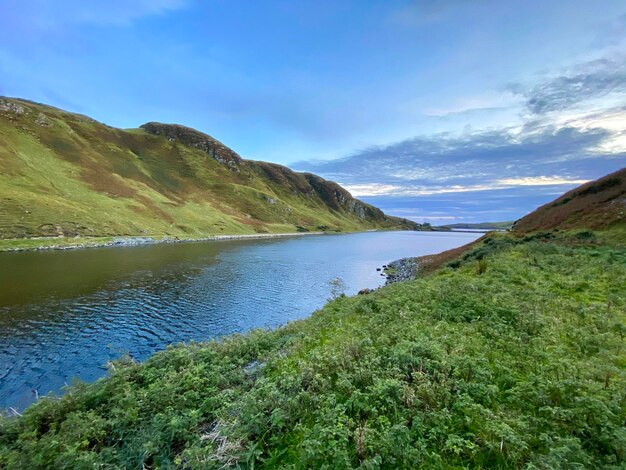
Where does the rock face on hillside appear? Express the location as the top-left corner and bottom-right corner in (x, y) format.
(249, 162), (398, 222)
(513, 168), (626, 233)
(303, 173), (384, 220)
(140, 122), (243, 170)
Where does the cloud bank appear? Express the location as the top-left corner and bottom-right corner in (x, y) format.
(293, 51), (626, 223)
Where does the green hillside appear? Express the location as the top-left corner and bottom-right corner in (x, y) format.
(0, 97), (421, 248)
(442, 221), (513, 230)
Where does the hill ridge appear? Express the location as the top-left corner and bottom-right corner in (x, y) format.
(513, 167), (626, 233)
(0, 96), (423, 241)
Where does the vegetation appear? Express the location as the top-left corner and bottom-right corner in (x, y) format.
(440, 221), (513, 231)
(1, 102), (624, 467)
(0, 97), (422, 250)
(512, 167), (625, 233)
(1, 229), (624, 468)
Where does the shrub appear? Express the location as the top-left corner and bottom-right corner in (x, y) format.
(476, 258), (488, 275)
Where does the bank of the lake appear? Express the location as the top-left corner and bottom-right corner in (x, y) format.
(1, 229), (624, 468)
(0, 230), (480, 411)
(0, 231), (332, 253)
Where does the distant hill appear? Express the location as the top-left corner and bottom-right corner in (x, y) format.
(441, 221), (513, 230)
(0, 97), (424, 240)
(513, 168), (626, 233)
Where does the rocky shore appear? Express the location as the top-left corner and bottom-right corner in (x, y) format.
(384, 257), (420, 284)
(0, 232), (326, 253)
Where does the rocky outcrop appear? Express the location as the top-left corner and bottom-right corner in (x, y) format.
(384, 258), (420, 284)
(0, 99), (25, 115)
(303, 173), (385, 220)
(35, 113), (51, 127)
(140, 122), (243, 170)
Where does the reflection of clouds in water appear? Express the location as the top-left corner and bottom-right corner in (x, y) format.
(0, 231), (481, 410)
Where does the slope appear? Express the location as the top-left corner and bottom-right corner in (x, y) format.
(512, 167), (626, 233)
(0, 97), (421, 242)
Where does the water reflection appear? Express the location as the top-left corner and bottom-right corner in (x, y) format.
(0, 231), (480, 409)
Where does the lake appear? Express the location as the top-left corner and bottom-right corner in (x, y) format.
(0, 230), (480, 410)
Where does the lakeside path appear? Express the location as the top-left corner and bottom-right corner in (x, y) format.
(0, 231), (327, 253)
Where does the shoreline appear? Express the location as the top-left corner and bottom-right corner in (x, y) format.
(0, 231), (329, 253)
(383, 232), (491, 284)
(0, 227), (439, 253)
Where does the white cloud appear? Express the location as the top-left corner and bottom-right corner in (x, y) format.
(345, 176), (592, 197)
(497, 176), (589, 186)
(409, 216), (457, 220)
(549, 106), (626, 155)
(423, 91), (522, 117)
(343, 183), (403, 197)
(3, 0), (189, 31)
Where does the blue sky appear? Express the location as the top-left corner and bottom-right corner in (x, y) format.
(1, 0), (625, 223)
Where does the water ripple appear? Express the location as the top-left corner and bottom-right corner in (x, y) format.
(0, 231), (481, 409)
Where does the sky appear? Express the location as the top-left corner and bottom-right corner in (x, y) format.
(1, 0), (625, 223)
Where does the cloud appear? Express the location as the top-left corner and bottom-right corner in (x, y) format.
(341, 184), (403, 197)
(496, 176), (589, 186)
(423, 91), (521, 117)
(293, 110), (626, 222)
(356, 182), (608, 224)
(0, 0), (189, 35)
(345, 183), (493, 197)
(295, 124), (622, 190)
(511, 55), (626, 115)
(345, 177), (591, 198)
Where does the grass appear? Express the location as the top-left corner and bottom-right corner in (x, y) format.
(1, 230), (624, 468)
(0, 97), (422, 242)
(441, 221), (514, 230)
(512, 167), (625, 233)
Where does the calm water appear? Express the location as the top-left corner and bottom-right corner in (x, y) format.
(0, 231), (480, 409)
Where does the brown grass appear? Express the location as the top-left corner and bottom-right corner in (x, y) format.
(414, 234), (490, 275)
(513, 168), (626, 233)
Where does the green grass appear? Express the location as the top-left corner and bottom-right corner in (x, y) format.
(1, 231), (624, 468)
(0, 97), (422, 242)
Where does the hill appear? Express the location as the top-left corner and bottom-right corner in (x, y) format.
(0, 97), (422, 245)
(390, 172), (626, 279)
(441, 221), (513, 231)
(512, 167), (626, 233)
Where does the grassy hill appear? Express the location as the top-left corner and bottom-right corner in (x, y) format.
(512, 167), (625, 233)
(1, 172), (624, 468)
(440, 221), (513, 231)
(0, 97), (421, 247)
